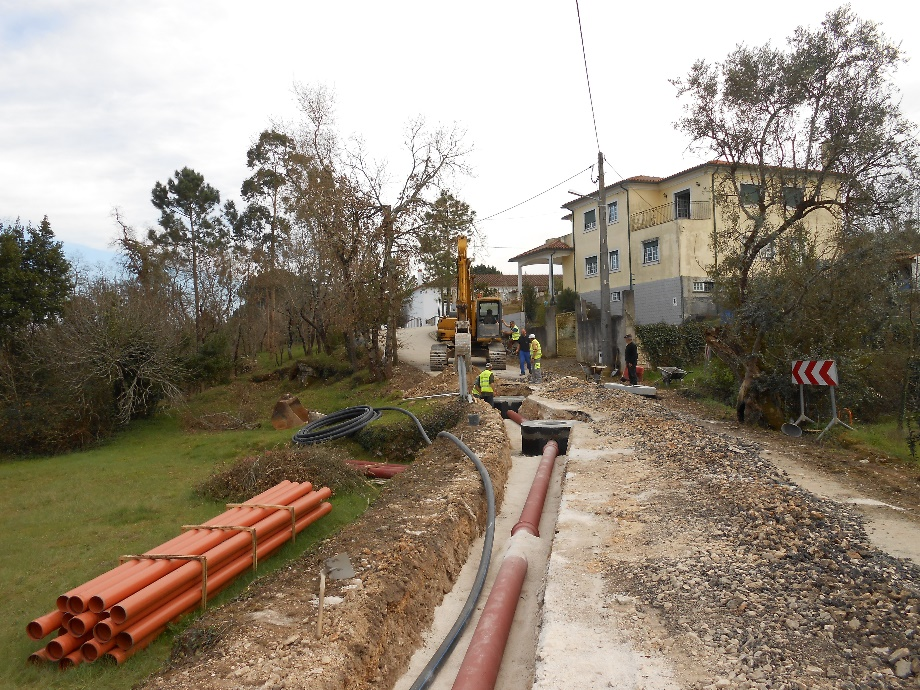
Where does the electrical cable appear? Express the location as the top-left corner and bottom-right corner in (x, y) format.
(478, 165), (594, 222)
(291, 404), (495, 690)
(574, 0), (601, 152)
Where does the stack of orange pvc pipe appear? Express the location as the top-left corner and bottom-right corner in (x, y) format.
(25, 480), (332, 669)
(345, 459), (407, 479)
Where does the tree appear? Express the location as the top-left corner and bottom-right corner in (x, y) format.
(237, 130), (312, 362)
(150, 167), (225, 346)
(0, 216), (71, 342)
(556, 287), (578, 313)
(288, 84), (471, 378)
(419, 191), (477, 315)
(472, 264), (499, 274)
(673, 7), (920, 424)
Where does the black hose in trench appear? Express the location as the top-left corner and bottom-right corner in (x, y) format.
(292, 405), (495, 690)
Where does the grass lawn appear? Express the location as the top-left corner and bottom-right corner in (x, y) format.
(0, 373), (389, 690)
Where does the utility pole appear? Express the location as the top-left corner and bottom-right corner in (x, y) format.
(597, 151), (611, 367)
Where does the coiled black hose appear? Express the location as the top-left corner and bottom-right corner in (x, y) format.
(291, 405), (381, 445)
(291, 404), (494, 689)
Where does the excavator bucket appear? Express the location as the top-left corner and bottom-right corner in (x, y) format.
(271, 393), (311, 430)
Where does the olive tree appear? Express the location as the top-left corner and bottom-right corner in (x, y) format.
(673, 6), (919, 423)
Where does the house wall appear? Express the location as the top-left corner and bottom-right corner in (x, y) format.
(405, 287), (443, 327)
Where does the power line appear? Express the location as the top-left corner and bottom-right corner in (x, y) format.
(574, 0), (600, 152)
(479, 165), (594, 222)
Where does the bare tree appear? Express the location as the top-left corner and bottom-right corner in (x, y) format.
(286, 84), (472, 378)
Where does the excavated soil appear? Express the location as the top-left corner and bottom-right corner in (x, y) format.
(139, 399), (509, 690)
(136, 358), (920, 690)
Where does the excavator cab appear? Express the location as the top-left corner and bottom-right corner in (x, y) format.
(476, 300), (502, 338)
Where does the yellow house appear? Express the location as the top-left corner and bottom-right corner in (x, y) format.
(556, 160), (837, 326)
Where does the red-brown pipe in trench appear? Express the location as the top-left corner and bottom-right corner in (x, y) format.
(451, 437), (560, 689)
(511, 440), (559, 538)
(451, 544), (529, 690)
(505, 409), (527, 425)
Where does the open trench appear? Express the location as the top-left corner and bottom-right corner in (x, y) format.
(136, 373), (920, 690)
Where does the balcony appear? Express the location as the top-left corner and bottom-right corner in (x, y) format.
(630, 200), (711, 232)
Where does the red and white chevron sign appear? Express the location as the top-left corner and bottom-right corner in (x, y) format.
(791, 360), (838, 386)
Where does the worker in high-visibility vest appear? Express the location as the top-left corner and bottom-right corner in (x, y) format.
(473, 362), (495, 406)
(502, 319), (521, 354)
(529, 333), (542, 383)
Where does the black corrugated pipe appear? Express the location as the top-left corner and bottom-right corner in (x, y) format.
(291, 405), (495, 690)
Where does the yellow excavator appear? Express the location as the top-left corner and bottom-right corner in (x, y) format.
(430, 236), (506, 371)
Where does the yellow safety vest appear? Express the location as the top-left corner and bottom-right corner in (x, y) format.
(478, 370), (494, 394)
(530, 338), (542, 360)
(510, 325), (520, 341)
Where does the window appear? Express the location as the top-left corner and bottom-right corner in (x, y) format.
(692, 280), (714, 293)
(783, 186), (804, 209)
(642, 239), (659, 265)
(674, 190), (691, 218)
(583, 208), (596, 231)
(739, 183), (761, 206)
(611, 291), (621, 302)
(585, 255), (598, 277)
(608, 201), (618, 224)
(609, 249), (620, 272)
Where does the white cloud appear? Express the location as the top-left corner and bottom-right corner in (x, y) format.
(2, 0), (918, 270)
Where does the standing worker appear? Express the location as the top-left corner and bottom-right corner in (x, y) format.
(473, 362), (495, 406)
(518, 330), (532, 378)
(502, 319), (521, 354)
(529, 333), (542, 383)
(624, 334), (639, 385)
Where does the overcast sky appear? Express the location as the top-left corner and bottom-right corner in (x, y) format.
(3, 1), (920, 274)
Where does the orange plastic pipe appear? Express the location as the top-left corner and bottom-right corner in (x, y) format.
(68, 610), (108, 637)
(46, 631), (93, 660)
(66, 525), (224, 615)
(88, 482), (314, 613)
(511, 440), (559, 538)
(61, 481), (296, 612)
(58, 648), (85, 670)
(114, 502), (332, 650)
(27, 647), (52, 665)
(96, 502), (332, 644)
(26, 609), (65, 641)
(103, 625), (167, 665)
(109, 488), (331, 625)
(81, 635), (117, 662)
(97, 482), (320, 623)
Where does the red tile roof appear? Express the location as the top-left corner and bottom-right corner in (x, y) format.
(508, 238), (573, 262)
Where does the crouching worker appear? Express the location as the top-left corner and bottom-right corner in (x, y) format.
(472, 362), (495, 406)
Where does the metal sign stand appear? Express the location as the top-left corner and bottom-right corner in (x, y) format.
(793, 384), (816, 426)
(817, 387), (854, 440)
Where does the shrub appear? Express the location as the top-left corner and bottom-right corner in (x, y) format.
(635, 321), (707, 369)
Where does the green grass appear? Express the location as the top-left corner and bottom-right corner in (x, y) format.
(0, 373), (390, 689)
(839, 418), (918, 463)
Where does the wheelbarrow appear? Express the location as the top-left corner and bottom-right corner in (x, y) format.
(658, 366), (688, 387)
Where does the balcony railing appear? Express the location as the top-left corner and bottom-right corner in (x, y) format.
(630, 200), (711, 232)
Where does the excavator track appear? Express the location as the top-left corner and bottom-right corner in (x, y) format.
(487, 344), (506, 370)
(430, 344), (449, 372)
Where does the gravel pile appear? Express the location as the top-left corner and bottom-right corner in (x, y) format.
(539, 377), (920, 689)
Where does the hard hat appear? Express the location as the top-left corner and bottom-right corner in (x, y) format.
(486, 362), (492, 368)
(529, 333), (535, 339)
